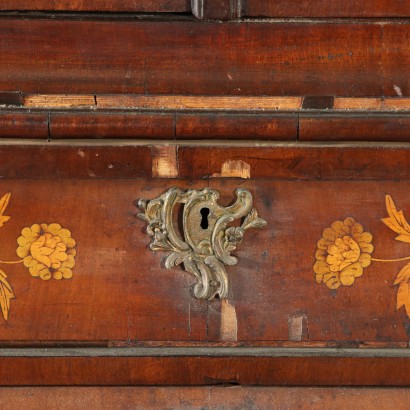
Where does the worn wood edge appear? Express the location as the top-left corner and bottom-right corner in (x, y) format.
(13, 95), (410, 111)
(0, 341), (407, 349)
(89, 95), (303, 111)
(1, 347), (410, 357)
(24, 94), (96, 108)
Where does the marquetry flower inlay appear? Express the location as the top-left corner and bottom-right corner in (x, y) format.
(0, 192), (77, 321)
(313, 195), (410, 324)
(17, 224), (76, 280)
(314, 217), (374, 289)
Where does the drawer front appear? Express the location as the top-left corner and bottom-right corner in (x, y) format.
(0, 141), (410, 385)
(0, 142), (409, 347)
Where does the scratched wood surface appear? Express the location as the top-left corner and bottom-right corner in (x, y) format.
(3, 387), (410, 409)
(1, 19), (409, 97)
(0, 146), (410, 344)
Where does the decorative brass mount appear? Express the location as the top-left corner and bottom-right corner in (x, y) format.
(137, 187), (266, 300)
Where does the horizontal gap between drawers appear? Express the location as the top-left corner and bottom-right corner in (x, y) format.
(1, 347), (410, 357)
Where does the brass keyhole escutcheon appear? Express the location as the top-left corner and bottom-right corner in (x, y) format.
(137, 187), (267, 300)
(200, 207), (210, 230)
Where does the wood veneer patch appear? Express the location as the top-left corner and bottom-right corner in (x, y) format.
(220, 300), (238, 341)
(24, 95), (96, 108)
(213, 160), (251, 178)
(152, 146), (179, 178)
(0, 92), (22, 107)
(97, 95), (303, 111)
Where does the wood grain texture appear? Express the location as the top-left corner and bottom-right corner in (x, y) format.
(50, 113), (175, 139)
(382, 25), (410, 98)
(299, 115), (410, 141)
(17, 94), (410, 112)
(0, 145), (153, 179)
(0, 355), (410, 385)
(178, 144), (410, 180)
(1, 19), (404, 97)
(333, 98), (383, 111)
(175, 114), (297, 140)
(0, 177), (410, 344)
(0, 143), (406, 179)
(0, 113), (48, 139)
(1, 143), (410, 179)
(242, 0), (410, 18)
(1, 387), (410, 409)
(384, 99), (410, 111)
(97, 95), (303, 111)
(24, 95), (96, 109)
(0, 0), (191, 12)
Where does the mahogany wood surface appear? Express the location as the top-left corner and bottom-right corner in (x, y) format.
(0, 113), (49, 139)
(50, 113), (175, 139)
(1, 19), (408, 97)
(10, 111), (410, 142)
(178, 144), (410, 180)
(1, 143), (410, 180)
(175, 114), (297, 140)
(0, 156), (409, 346)
(1, 354), (410, 385)
(242, 0), (410, 18)
(299, 115), (410, 141)
(1, 387), (410, 409)
(1, 0), (410, 391)
(0, 0), (191, 12)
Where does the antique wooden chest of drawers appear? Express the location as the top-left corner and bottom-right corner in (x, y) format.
(1, 0), (410, 407)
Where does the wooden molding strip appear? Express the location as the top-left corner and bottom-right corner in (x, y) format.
(17, 94), (410, 111)
(2, 96), (410, 141)
(1, 347), (410, 357)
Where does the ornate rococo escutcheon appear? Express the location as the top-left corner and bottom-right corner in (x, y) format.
(137, 187), (266, 300)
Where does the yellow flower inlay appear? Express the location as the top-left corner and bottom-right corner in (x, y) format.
(314, 217), (374, 290)
(17, 223), (76, 280)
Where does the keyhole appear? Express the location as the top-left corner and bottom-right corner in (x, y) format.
(200, 207), (210, 230)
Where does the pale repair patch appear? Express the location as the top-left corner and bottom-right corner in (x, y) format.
(152, 146), (178, 178)
(288, 314), (308, 342)
(394, 85), (403, 97)
(213, 160), (251, 179)
(220, 299), (238, 341)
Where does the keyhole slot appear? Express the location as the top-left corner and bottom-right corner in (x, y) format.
(200, 207), (210, 230)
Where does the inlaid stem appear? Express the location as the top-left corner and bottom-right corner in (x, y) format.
(371, 255), (410, 263)
(0, 259), (23, 265)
